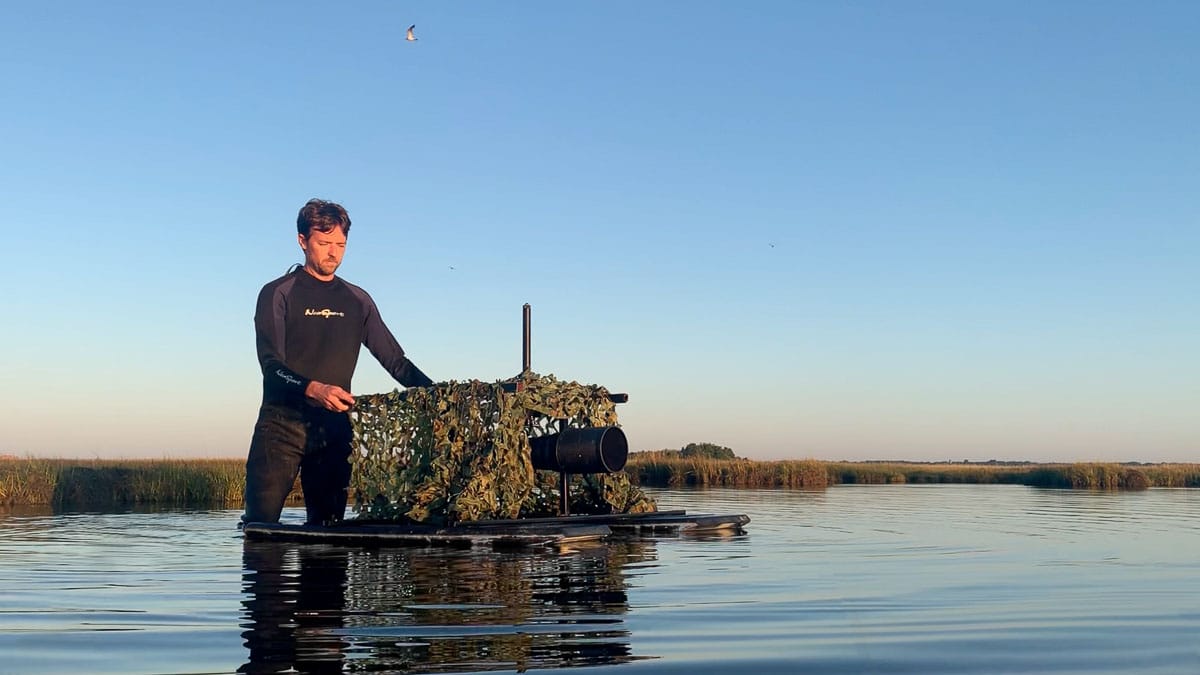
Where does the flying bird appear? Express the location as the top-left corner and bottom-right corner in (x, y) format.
(406, 24), (418, 41)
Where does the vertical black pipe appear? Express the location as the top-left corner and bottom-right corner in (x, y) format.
(557, 417), (569, 516)
(522, 303), (531, 373)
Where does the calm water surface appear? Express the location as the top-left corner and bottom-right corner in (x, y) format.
(1, 486), (1198, 674)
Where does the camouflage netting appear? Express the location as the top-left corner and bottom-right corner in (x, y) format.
(349, 371), (657, 525)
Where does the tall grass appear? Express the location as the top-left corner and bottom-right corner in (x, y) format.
(0, 458), (302, 508)
(625, 454), (1200, 491)
(628, 451), (829, 488)
(1, 456), (1196, 508)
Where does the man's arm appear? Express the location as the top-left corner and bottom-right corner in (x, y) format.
(356, 291), (434, 388)
(254, 282), (311, 404)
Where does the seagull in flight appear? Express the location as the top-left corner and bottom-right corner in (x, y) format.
(406, 24), (418, 41)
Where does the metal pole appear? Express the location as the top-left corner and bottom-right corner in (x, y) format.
(522, 303), (531, 373)
(557, 417), (569, 516)
(559, 471), (570, 516)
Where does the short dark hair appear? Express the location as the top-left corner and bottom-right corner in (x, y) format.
(297, 199), (351, 237)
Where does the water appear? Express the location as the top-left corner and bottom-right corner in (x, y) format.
(1, 485), (1198, 674)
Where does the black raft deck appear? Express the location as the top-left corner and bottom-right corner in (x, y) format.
(241, 510), (751, 550)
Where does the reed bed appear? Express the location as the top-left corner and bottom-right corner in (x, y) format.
(628, 451), (829, 488)
(625, 453), (1200, 491)
(1, 456), (1196, 508)
(0, 458), (301, 508)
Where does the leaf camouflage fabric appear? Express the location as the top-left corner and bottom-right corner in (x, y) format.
(349, 371), (657, 524)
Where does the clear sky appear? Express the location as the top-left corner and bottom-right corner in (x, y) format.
(3, 2), (1196, 462)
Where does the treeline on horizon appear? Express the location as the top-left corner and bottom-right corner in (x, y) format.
(1, 455), (1197, 509)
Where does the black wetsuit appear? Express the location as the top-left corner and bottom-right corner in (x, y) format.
(243, 268), (432, 525)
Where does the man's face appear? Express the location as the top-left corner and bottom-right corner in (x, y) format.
(299, 227), (347, 279)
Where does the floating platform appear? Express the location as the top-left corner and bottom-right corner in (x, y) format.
(469, 510), (751, 535)
(242, 510), (749, 550)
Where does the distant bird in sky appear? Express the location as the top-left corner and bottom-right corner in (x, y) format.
(406, 24), (418, 41)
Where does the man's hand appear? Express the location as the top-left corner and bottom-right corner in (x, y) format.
(305, 381), (355, 412)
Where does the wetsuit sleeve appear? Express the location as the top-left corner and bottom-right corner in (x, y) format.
(359, 293), (434, 388)
(254, 282), (311, 403)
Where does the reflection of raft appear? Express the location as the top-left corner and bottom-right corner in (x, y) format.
(241, 510), (750, 550)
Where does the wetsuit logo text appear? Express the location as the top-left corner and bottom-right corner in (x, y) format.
(275, 370), (302, 386)
(304, 308), (346, 318)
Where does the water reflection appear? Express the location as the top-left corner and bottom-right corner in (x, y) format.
(239, 538), (657, 673)
(240, 543), (351, 673)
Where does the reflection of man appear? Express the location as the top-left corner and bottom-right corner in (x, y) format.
(239, 541), (350, 674)
(242, 198), (434, 526)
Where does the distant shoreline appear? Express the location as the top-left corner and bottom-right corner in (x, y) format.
(625, 452), (1199, 491)
(1, 456), (1197, 509)
(0, 454), (1190, 467)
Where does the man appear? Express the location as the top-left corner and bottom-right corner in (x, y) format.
(243, 198), (433, 525)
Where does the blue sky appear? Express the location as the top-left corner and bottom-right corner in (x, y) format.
(3, 1), (1196, 462)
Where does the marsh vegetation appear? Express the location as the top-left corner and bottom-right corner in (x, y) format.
(626, 452), (1200, 490)
(1, 456), (1196, 508)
